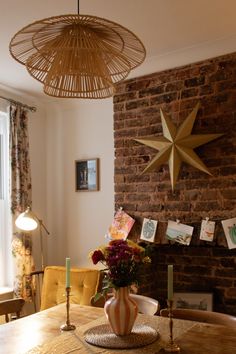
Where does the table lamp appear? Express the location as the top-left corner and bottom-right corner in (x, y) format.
(15, 207), (50, 270)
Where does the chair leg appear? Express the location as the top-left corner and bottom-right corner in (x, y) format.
(32, 291), (37, 313)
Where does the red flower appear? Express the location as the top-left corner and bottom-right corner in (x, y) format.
(91, 250), (104, 264)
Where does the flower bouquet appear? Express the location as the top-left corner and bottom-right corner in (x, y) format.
(90, 239), (151, 299)
(90, 239), (151, 335)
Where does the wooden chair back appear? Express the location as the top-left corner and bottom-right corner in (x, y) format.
(0, 298), (25, 323)
(30, 270), (44, 312)
(160, 308), (236, 328)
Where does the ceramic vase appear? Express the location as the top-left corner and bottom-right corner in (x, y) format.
(104, 286), (138, 336)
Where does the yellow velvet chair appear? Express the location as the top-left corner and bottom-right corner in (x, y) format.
(40, 266), (100, 311)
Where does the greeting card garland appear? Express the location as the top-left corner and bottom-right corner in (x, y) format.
(110, 207), (236, 250)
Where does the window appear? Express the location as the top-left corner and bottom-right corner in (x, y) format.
(0, 110), (12, 287)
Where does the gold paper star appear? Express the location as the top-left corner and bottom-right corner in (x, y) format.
(134, 102), (223, 190)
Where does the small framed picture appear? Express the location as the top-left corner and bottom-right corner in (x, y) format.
(173, 292), (213, 311)
(75, 158), (99, 192)
(140, 218), (158, 242)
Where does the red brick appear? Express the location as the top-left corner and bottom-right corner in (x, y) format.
(150, 92), (177, 105)
(113, 91), (138, 103)
(126, 193), (151, 202)
(194, 201), (221, 211)
(114, 120), (125, 130)
(126, 98), (150, 111)
(113, 102), (125, 112)
(184, 76), (205, 87)
(139, 85), (164, 98)
(220, 189), (236, 199)
(165, 81), (184, 92)
(226, 287), (236, 299)
(114, 194), (124, 203)
(181, 87), (199, 98)
(114, 128), (138, 138)
(113, 111), (137, 121)
(199, 84), (215, 95)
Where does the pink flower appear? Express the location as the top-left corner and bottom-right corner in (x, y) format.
(91, 250), (105, 264)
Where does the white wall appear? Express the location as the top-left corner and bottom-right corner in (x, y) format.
(45, 99), (114, 268)
(0, 85), (114, 271)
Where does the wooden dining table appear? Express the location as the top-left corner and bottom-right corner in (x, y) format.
(0, 303), (236, 354)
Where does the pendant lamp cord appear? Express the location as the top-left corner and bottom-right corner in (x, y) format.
(78, 0), (80, 14)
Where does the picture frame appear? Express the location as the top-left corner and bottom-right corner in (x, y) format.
(75, 158), (99, 192)
(173, 292), (213, 311)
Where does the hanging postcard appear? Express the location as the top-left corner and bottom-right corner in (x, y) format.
(200, 219), (215, 242)
(106, 209), (135, 240)
(140, 218), (158, 243)
(221, 217), (236, 249)
(166, 220), (194, 246)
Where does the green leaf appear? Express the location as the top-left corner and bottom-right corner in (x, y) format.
(93, 292), (103, 302)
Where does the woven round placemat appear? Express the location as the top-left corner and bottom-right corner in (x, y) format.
(84, 324), (159, 349)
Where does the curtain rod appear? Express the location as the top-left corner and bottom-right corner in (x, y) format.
(0, 95), (37, 112)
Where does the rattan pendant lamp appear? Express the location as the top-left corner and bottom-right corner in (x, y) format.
(9, 1), (146, 99)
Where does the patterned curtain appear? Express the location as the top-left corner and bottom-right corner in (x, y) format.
(10, 105), (35, 301)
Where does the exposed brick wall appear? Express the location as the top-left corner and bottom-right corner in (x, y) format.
(113, 52), (236, 315)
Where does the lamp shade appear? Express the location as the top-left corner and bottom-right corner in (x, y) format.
(9, 14), (146, 98)
(15, 208), (38, 231)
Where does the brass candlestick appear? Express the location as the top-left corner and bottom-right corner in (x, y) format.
(60, 287), (76, 331)
(164, 300), (180, 353)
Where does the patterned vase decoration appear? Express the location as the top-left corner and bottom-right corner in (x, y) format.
(104, 287), (138, 336)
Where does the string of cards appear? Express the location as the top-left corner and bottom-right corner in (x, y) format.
(105, 208), (236, 250)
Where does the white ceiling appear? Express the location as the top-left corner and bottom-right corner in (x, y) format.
(1, 0), (236, 101)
